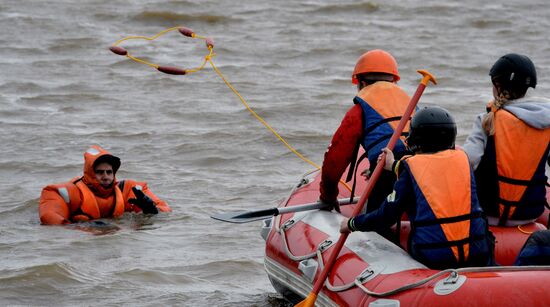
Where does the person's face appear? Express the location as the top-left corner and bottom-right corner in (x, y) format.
(94, 162), (114, 188)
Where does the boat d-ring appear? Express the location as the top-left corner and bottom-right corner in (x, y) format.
(433, 270), (467, 295)
(318, 239), (335, 252)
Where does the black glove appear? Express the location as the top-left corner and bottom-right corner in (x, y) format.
(129, 187), (159, 214)
(319, 198), (341, 213)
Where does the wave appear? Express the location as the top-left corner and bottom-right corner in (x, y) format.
(304, 2), (380, 14)
(115, 267), (202, 285)
(0, 262), (103, 284)
(133, 11), (241, 24)
(180, 259), (264, 278)
(470, 19), (512, 29)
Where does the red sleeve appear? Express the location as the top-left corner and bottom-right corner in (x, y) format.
(319, 104), (363, 203)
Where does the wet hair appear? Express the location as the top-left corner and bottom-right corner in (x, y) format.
(481, 80), (528, 136)
(483, 53), (534, 135)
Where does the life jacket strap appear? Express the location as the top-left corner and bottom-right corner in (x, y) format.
(363, 116), (403, 136)
(497, 175), (547, 187)
(414, 234), (485, 249)
(364, 132), (409, 154)
(498, 197), (543, 208)
(412, 211), (482, 227)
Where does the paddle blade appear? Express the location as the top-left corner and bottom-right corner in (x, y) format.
(295, 293), (317, 307)
(210, 208), (277, 223)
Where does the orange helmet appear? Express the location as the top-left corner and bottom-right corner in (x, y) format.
(351, 49), (400, 84)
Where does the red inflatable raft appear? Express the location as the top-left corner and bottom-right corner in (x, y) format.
(262, 165), (550, 306)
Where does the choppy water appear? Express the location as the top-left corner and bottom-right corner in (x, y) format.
(1, 0), (549, 306)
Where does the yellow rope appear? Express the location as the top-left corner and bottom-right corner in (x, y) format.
(126, 54), (158, 68)
(207, 57), (321, 169)
(517, 224), (534, 235)
(111, 27), (353, 192)
(113, 26), (182, 45)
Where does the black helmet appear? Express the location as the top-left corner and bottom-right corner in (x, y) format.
(406, 106), (457, 152)
(489, 53), (537, 89)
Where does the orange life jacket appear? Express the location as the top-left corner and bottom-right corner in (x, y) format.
(71, 180), (125, 222)
(354, 81), (412, 162)
(491, 109), (550, 224)
(406, 150), (488, 266)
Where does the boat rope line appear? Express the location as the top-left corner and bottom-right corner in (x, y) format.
(517, 223), (534, 234)
(273, 199), (550, 298)
(110, 26), (353, 192)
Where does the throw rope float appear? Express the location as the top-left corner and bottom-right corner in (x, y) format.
(110, 26), (214, 75)
(110, 26), (352, 192)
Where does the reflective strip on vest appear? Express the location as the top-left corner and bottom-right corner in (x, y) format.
(58, 187), (70, 204)
(86, 147), (101, 155)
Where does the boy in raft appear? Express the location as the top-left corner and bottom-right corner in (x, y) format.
(463, 53), (550, 227)
(39, 145), (171, 225)
(340, 107), (494, 269)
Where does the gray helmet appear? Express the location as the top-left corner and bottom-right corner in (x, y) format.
(406, 106), (457, 152)
(489, 53), (537, 89)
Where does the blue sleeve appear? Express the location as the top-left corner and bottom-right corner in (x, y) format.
(350, 167), (414, 232)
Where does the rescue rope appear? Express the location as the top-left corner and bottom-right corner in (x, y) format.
(277, 209), (550, 297)
(273, 181), (550, 299)
(110, 26), (352, 192)
(517, 224), (534, 235)
(356, 265), (550, 297)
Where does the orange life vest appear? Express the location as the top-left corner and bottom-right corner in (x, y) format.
(72, 180), (125, 222)
(354, 81), (412, 162)
(406, 150), (488, 265)
(492, 110), (550, 224)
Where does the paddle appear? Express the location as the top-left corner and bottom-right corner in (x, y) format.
(211, 197), (359, 223)
(296, 70), (437, 307)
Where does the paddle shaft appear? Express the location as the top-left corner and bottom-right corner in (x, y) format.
(299, 70), (436, 306)
(277, 197), (358, 215)
(211, 197), (359, 223)
(233, 198), (356, 219)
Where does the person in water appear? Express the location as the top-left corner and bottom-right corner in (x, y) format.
(39, 145), (171, 225)
(319, 49), (413, 214)
(340, 107), (493, 269)
(463, 53), (550, 227)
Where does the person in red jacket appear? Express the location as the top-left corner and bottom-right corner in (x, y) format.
(39, 145), (171, 225)
(319, 49), (413, 214)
